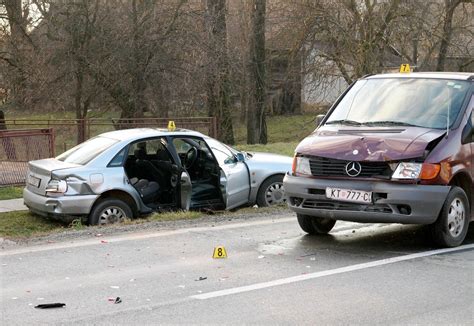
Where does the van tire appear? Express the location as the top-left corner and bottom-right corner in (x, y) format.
(297, 214), (336, 235)
(89, 198), (133, 225)
(430, 186), (469, 248)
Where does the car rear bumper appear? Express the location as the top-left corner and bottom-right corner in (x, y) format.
(23, 188), (98, 221)
(283, 174), (450, 224)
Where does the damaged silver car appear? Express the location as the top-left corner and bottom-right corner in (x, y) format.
(23, 128), (292, 224)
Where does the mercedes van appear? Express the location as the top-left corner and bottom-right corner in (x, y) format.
(284, 72), (473, 247)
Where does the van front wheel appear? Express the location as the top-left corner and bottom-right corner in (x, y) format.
(297, 214), (336, 235)
(430, 186), (469, 248)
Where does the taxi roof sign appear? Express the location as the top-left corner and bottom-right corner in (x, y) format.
(399, 64), (411, 73)
(167, 120), (176, 131)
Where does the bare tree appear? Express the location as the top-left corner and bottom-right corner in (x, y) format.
(248, 0), (267, 144)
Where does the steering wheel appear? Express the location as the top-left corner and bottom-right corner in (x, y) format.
(184, 147), (198, 170)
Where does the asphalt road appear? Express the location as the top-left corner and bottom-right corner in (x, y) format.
(1, 212), (473, 325)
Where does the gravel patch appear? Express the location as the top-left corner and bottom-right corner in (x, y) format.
(1, 207), (293, 249)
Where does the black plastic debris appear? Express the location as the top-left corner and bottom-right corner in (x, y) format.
(35, 303), (66, 309)
(195, 277), (207, 281)
(114, 297), (122, 304)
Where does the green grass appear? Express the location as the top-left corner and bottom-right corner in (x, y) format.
(0, 187), (23, 200)
(0, 211), (65, 238)
(234, 114), (316, 144)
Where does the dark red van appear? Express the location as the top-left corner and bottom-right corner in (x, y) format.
(284, 72), (473, 247)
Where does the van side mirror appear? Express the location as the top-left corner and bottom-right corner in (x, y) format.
(315, 114), (325, 127)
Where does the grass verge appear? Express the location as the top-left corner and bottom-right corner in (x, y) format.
(0, 187), (23, 200)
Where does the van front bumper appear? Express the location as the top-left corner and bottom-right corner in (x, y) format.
(23, 188), (98, 222)
(283, 174), (450, 224)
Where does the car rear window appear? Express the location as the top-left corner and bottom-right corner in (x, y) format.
(56, 136), (119, 165)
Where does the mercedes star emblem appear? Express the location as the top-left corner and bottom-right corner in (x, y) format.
(345, 161), (362, 177)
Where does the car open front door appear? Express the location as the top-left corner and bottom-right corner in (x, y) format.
(206, 138), (250, 209)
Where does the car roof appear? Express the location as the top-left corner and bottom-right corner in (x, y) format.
(98, 128), (209, 142)
(365, 72), (473, 81)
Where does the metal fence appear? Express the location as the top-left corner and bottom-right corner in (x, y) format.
(0, 128), (55, 186)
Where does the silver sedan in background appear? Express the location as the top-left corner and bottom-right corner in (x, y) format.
(23, 128), (292, 225)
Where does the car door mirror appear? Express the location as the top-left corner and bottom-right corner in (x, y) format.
(315, 114), (325, 127)
(236, 153), (245, 162)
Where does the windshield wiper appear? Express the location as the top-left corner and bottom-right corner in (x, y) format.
(325, 119), (363, 126)
(364, 121), (419, 127)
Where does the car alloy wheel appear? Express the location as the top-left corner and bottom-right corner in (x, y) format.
(98, 205), (127, 225)
(265, 182), (286, 206)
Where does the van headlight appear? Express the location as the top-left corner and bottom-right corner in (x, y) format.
(46, 179), (68, 195)
(392, 163), (422, 179)
(292, 157), (312, 175)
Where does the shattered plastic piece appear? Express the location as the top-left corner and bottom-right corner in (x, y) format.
(146, 299), (151, 302)
(35, 303), (66, 309)
(101, 240), (108, 244)
(110, 286), (120, 289)
(108, 297), (116, 302)
(178, 285), (185, 289)
(258, 255), (265, 259)
(12, 297), (18, 300)
(129, 279), (135, 282)
(310, 257), (316, 261)
(306, 266), (311, 268)
(195, 277), (207, 281)
(114, 297), (122, 304)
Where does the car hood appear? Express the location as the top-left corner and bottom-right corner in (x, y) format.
(246, 152), (293, 165)
(296, 126), (445, 162)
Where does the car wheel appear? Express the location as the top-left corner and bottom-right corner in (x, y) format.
(430, 186), (470, 247)
(257, 175), (286, 207)
(89, 198), (133, 225)
(297, 214), (336, 235)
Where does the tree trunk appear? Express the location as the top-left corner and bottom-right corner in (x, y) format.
(247, 0), (267, 144)
(206, 0), (234, 144)
(436, 0), (461, 71)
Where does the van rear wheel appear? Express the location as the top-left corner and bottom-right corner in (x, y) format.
(430, 186), (469, 248)
(297, 214), (336, 235)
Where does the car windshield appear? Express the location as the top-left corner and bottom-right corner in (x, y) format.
(56, 136), (119, 165)
(326, 78), (471, 129)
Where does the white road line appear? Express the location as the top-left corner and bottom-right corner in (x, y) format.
(191, 243), (474, 300)
(0, 217), (296, 256)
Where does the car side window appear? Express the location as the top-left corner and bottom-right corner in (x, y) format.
(108, 147), (127, 167)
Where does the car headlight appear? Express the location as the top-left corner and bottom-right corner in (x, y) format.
(292, 156), (312, 175)
(392, 162), (440, 180)
(45, 179), (68, 195)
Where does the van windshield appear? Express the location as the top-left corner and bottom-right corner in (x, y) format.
(56, 136), (119, 165)
(326, 78), (471, 129)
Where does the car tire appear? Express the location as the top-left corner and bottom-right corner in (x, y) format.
(257, 175), (286, 207)
(430, 186), (470, 248)
(89, 198), (133, 225)
(297, 214), (336, 235)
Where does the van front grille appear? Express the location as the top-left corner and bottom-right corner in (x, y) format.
(308, 156), (391, 178)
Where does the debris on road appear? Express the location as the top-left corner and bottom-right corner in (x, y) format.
(100, 240), (108, 244)
(110, 285), (120, 289)
(35, 303), (66, 309)
(258, 255), (265, 259)
(195, 276), (207, 281)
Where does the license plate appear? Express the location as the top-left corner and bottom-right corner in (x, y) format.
(28, 175), (41, 188)
(326, 187), (372, 204)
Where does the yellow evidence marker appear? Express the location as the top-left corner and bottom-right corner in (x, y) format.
(167, 120), (176, 131)
(399, 63), (411, 73)
(213, 246), (228, 259)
